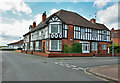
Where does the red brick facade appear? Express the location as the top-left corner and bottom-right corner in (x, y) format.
(111, 28), (120, 44)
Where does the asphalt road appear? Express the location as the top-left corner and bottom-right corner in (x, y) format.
(1, 51), (119, 81)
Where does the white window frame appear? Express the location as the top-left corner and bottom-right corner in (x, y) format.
(91, 42), (98, 51)
(49, 40), (62, 51)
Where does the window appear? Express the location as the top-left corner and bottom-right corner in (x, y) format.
(35, 41), (39, 50)
(92, 29), (98, 40)
(102, 30), (107, 41)
(102, 44), (107, 50)
(25, 43), (28, 50)
(50, 40), (61, 51)
(92, 42), (98, 51)
(81, 28), (85, 39)
(39, 31), (41, 36)
(63, 24), (68, 38)
(74, 26), (80, 39)
(46, 40), (48, 50)
(59, 25), (62, 33)
(51, 24), (58, 33)
(30, 42), (33, 50)
(39, 41), (42, 50)
(51, 24), (62, 33)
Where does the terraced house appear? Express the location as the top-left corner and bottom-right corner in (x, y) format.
(23, 9), (111, 54)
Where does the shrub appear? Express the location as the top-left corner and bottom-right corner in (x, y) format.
(109, 43), (120, 53)
(62, 42), (82, 53)
(62, 44), (71, 53)
(71, 42), (82, 53)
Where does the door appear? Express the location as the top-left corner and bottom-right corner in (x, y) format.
(82, 43), (90, 53)
(43, 42), (45, 53)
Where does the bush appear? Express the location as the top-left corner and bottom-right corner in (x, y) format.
(62, 44), (71, 53)
(109, 43), (120, 53)
(71, 42), (82, 53)
(62, 42), (82, 53)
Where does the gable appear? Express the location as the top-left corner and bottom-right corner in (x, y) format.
(49, 15), (61, 23)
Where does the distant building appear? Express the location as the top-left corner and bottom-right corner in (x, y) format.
(7, 40), (23, 50)
(23, 9), (111, 54)
(111, 28), (120, 44)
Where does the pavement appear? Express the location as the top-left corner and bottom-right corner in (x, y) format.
(90, 65), (119, 82)
(1, 51), (119, 82)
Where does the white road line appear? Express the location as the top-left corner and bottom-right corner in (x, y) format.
(54, 62), (59, 64)
(66, 65), (71, 68)
(59, 63), (65, 66)
(72, 68), (79, 70)
(70, 65), (77, 67)
(78, 67), (84, 70)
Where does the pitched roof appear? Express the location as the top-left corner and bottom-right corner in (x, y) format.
(7, 40), (23, 45)
(23, 9), (109, 36)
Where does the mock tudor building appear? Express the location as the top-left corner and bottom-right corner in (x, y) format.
(23, 9), (111, 54)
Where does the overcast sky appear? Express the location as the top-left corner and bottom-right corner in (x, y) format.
(0, 0), (119, 46)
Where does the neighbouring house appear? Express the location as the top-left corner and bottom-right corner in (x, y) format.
(23, 9), (111, 54)
(7, 40), (23, 50)
(111, 28), (120, 44)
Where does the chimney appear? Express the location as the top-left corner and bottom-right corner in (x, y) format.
(90, 18), (96, 23)
(32, 21), (36, 30)
(42, 11), (46, 22)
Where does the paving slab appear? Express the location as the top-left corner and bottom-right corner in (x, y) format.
(90, 65), (119, 82)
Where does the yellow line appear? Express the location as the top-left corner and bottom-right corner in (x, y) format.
(84, 68), (109, 81)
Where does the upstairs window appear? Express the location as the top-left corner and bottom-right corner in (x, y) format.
(39, 31), (41, 36)
(92, 29), (98, 40)
(81, 28), (85, 39)
(63, 24), (68, 38)
(102, 30), (107, 41)
(51, 24), (58, 33)
(51, 24), (62, 33)
(74, 26), (80, 39)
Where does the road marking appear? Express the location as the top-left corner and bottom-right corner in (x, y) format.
(72, 68), (79, 70)
(70, 65), (77, 67)
(66, 65), (71, 68)
(78, 67), (84, 70)
(59, 63), (65, 66)
(54, 62), (59, 64)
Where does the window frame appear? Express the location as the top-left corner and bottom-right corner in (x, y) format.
(49, 40), (62, 51)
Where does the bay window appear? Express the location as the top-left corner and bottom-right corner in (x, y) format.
(51, 24), (62, 33)
(49, 40), (62, 51)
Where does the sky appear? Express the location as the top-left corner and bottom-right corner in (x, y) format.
(0, 0), (120, 46)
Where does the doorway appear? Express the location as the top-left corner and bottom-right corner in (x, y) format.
(43, 42), (45, 53)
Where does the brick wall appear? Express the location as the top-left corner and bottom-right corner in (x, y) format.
(16, 50), (22, 53)
(18, 51), (120, 57)
(68, 25), (74, 46)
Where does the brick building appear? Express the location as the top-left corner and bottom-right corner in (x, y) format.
(111, 28), (120, 44)
(23, 9), (111, 54)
